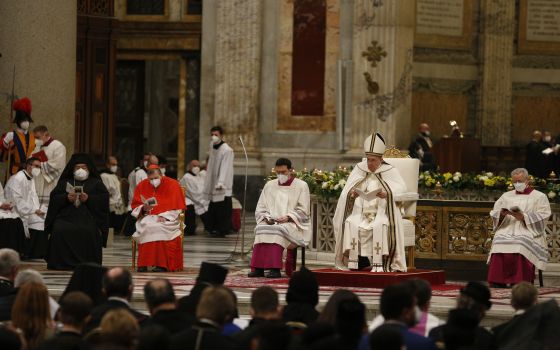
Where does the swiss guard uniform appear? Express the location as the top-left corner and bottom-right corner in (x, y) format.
(1, 97), (36, 177)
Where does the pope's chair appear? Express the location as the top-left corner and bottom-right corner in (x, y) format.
(383, 146), (420, 269)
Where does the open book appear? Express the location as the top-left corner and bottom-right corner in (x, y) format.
(141, 195), (158, 207)
(502, 206), (521, 213)
(354, 187), (382, 201)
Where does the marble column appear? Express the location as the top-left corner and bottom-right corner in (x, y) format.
(199, 0), (262, 171)
(349, 0), (414, 153)
(0, 0), (76, 155)
(479, 0), (515, 146)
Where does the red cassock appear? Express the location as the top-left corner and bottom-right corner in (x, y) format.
(132, 176), (186, 271)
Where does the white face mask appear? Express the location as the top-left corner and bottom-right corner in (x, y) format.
(277, 174), (289, 184)
(35, 139), (43, 147)
(110, 165), (118, 173)
(150, 178), (161, 188)
(143, 161), (148, 168)
(160, 168), (166, 175)
(191, 166), (200, 175)
(544, 136), (552, 142)
(74, 168), (89, 181)
(31, 167), (41, 177)
(423, 131), (430, 137)
(211, 135), (221, 144)
(514, 182), (527, 192)
(20, 121), (30, 131)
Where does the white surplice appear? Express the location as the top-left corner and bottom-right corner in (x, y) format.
(488, 189), (551, 270)
(127, 167), (147, 210)
(333, 160), (410, 272)
(5, 170), (44, 237)
(33, 139), (66, 207)
(0, 182), (18, 220)
(101, 172), (127, 215)
(253, 178), (311, 249)
(180, 172), (209, 215)
(131, 207), (182, 244)
(204, 142), (234, 202)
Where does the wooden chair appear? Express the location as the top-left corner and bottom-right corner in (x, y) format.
(383, 146), (420, 269)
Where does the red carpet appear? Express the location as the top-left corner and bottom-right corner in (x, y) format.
(312, 268), (446, 289)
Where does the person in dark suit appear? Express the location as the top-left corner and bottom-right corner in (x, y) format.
(170, 286), (238, 350)
(142, 278), (193, 334)
(85, 267), (147, 334)
(39, 291), (92, 350)
(492, 282), (537, 344)
(371, 283), (437, 350)
(0, 249), (20, 321)
(525, 130), (547, 178)
(234, 286), (282, 350)
(177, 262), (228, 318)
(409, 123), (437, 172)
(0, 248), (19, 297)
(429, 281), (495, 350)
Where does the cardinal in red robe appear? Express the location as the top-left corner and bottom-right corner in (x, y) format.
(132, 165), (186, 272)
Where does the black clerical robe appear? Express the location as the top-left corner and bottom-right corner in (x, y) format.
(45, 176), (109, 270)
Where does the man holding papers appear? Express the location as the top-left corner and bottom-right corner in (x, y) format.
(333, 132), (409, 272)
(487, 168), (551, 287)
(131, 164), (186, 272)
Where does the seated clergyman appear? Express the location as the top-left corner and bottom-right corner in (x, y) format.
(487, 168), (551, 287)
(248, 158), (310, 278)
(333, 132), (408, 272)
(131, 165), (186, 272)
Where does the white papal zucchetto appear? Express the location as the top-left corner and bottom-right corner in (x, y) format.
(363, 132), (386, 156)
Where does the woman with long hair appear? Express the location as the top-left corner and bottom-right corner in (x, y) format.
(11, 282), (54, 349)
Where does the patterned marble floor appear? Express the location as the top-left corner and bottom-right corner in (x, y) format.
(20, 217), (560, 328)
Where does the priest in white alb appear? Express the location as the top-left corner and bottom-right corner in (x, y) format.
(5, 157), (47, 259)
(248, 158), (310, 278)
(204, 126), (234, 236)
(131, 165), (186, 272)
(487, 167), (551, 287)
(32, 125), (67, 207)
(333, 132), (409, 272)
(179, 159), (209, 235)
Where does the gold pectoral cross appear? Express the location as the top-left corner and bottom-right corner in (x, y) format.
(351, 238), (358, 250)
(374, 242), (382, 255)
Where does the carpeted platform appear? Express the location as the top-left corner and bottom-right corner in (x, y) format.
(311, 268), (446, 289)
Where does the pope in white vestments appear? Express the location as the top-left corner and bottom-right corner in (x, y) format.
(32, 126), (67, 207)
(5, 157), (46, 258)
(487, 167), (551, 286)
(249, 158), (310, 278)
(333, 132), (408, 272)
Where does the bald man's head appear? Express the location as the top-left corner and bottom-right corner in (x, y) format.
(419, 123), (430, 133)
(144, 279), (176, 313)
(103, 267), (133, 300)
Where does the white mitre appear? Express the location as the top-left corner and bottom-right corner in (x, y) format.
(363, 132), (386, 156)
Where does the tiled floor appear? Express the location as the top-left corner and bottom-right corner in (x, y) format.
(22, 218), (560, 328)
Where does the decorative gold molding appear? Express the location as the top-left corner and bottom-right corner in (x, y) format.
(383, 145), (410, 158)
(362, 40), (386, 68)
